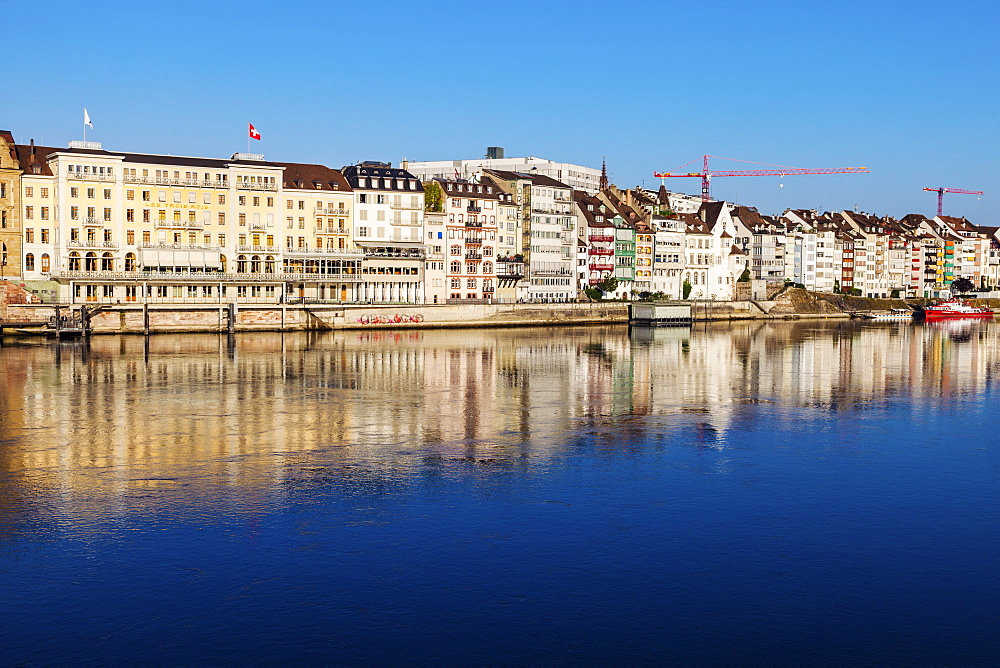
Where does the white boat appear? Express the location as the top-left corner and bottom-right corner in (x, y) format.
(868, 309), (914, 321)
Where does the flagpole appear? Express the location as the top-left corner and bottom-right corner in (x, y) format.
(83, 110), (87, 143)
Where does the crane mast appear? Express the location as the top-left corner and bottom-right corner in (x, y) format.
(922, 187), (984, 216)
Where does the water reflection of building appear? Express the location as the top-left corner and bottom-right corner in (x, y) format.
(1, 320), (999, 523)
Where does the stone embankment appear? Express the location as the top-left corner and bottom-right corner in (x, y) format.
(3, 288), (998, 335)
(2, 302), (628, 334)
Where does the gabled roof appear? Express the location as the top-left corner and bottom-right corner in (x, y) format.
(434, 178), (500, 200)
(342, 164), (423, 191)
(278, 162), (352, 192)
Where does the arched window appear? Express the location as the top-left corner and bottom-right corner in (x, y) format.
(450, 245), (461, 256)
(450, 261), (461, 273)
(250, 255), (262, 273)
(483, 246), (493, 256)
(483, 262), (493, 274)
(265, 256), (275, 273)
(41, 254), (50, 272)
(25, 253), (34, 271)
(69, 252), (81, 271)
(85, 252), (97, 271)
(220, 254), (227, 273)
(237, 255), (247, 273)
(101, 252), (114, 271)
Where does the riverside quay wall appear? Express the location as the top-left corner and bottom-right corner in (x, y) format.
(2, 302), (631, 334)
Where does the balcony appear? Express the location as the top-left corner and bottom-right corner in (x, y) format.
(363, 248), (424, 259)
(465, 238), (483, 245)
(316, 208), (350, 217)
(67, 240), (104, 249)
(589, 263), (614, 272)
(83, 217), (104, 227)
(250, 223), (267, 231)
(589, 248), (613, 256)
(68, 171), (115, 182)
(465, 253), (483, 261)
(316, 227), (349, 235)
(285, 247), (365, 257)
(140, 243), (221, 251)
(467, 205), (482, 213)
(236, 182), (278, 191)
(465, 221), (483, 228)
(589, 235), (614, 243)
(238, 245), (280, 253)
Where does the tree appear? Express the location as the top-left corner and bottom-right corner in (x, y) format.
(682, 280), (692, 300)
(951, 277), (975, 294)
(596, 276), (619, 296)
(737, 267), (751, 283)
(423, 181), (444, 212)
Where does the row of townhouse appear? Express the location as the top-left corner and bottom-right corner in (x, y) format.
(1, 131), (995, 305)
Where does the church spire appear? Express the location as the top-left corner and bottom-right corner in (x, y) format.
(599, 157), (608, 191)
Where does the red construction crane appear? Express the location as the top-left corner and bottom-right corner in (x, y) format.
(922, 187), (984, 216)
(654, 155), (869, 202)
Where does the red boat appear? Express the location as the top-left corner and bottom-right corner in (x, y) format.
(923, 299), (994, 319)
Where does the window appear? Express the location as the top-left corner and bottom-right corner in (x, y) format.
(450, 261), (461, 273)
(25, 254), (34, 271)
(358, 194), (367, 204)
(103, 188), (111, 199)
(40, 254), (50, 272)
(252, 196), (260, 206)
(41, 229), (49, 243)
(219, 234), (225, 247)
(239, 213), (246, 226)
(158, 191), (166, 202)
(70, 187), (79, 198)
(40, 187), (48, 198)
(298, 200), (305, 209)
(87, 188), (96, 198)
(142, 190), (150, 201)
(25, 228), (34, 243)
(25, 205), (33, 220)
(451, 245), (462, 255)
(266, 197), (273, 207)
(24, 186), (33, 197)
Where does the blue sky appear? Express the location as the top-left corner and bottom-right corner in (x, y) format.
(6, 0), (998, 220)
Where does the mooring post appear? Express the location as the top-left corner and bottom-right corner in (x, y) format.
(143, 302), (150, 336)
(54, 305), (62, 340)
(228, 302), (237, 334)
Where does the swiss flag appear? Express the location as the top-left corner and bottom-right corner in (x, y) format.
(249, 123), (261, 140)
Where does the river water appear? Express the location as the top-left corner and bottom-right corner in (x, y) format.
(1, 320), (998, 665)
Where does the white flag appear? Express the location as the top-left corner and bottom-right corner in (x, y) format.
(83, 108), (93, 129)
